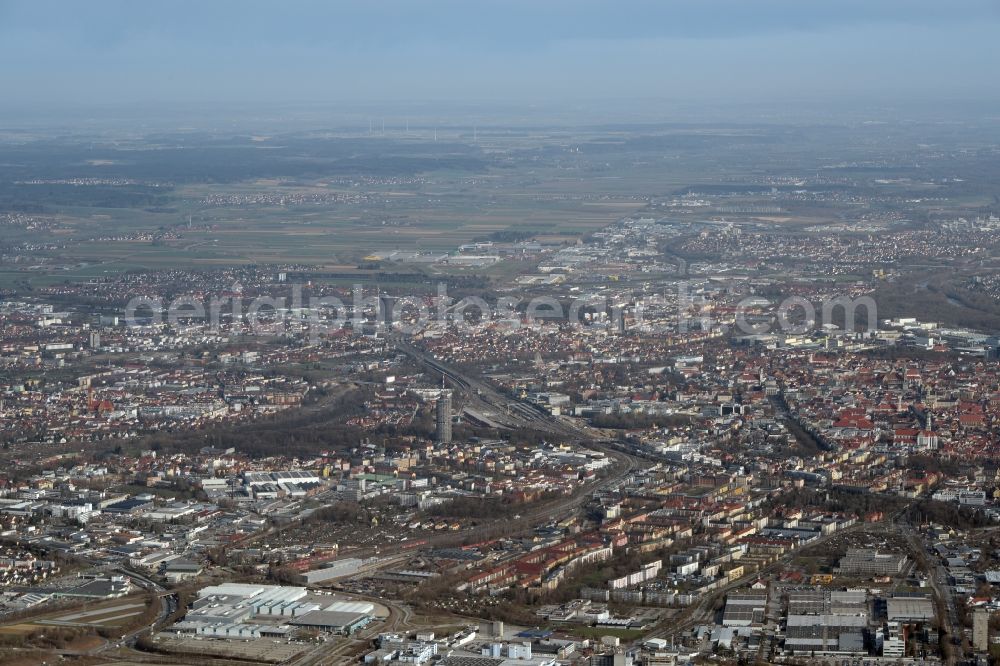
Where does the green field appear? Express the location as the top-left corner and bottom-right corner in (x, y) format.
(1, 172), (648, 289)
(6, 120), (996, 290)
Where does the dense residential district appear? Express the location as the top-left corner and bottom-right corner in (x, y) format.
(6, 215), (1000, 666)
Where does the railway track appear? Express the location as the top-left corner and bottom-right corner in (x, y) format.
(394, 337), (610, 441)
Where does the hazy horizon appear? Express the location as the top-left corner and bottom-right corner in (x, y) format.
(2, 0), (1000, 128)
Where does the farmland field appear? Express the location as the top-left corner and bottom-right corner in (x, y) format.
(4, 121), (996, 292)
(0, 131), (669, 288)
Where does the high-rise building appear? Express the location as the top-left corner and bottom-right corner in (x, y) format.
(379, 295), (395, 331)
(974, 608), (990, 652)
(436, 390), (452, 443)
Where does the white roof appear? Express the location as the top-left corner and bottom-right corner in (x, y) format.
(325, 601), (375, 615)
(197, 583), (307, 602)
(787, 614), (867, 628)
(199, 583), (266, 599)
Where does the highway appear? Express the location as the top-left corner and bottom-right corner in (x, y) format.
(111, 567), (176, 649)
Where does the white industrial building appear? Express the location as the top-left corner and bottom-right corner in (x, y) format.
(170, 583), (373, 640)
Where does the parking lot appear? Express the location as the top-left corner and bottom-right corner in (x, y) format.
(152, 634), (310, 663)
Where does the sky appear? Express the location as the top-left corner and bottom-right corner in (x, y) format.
(1, 0), (999, 119)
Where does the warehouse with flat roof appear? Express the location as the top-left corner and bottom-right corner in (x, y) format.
(290, 610), (372, 634)
(785, 614), (868, 654)
(722, 592), (767, 627)
(887, 594), (935, 622)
